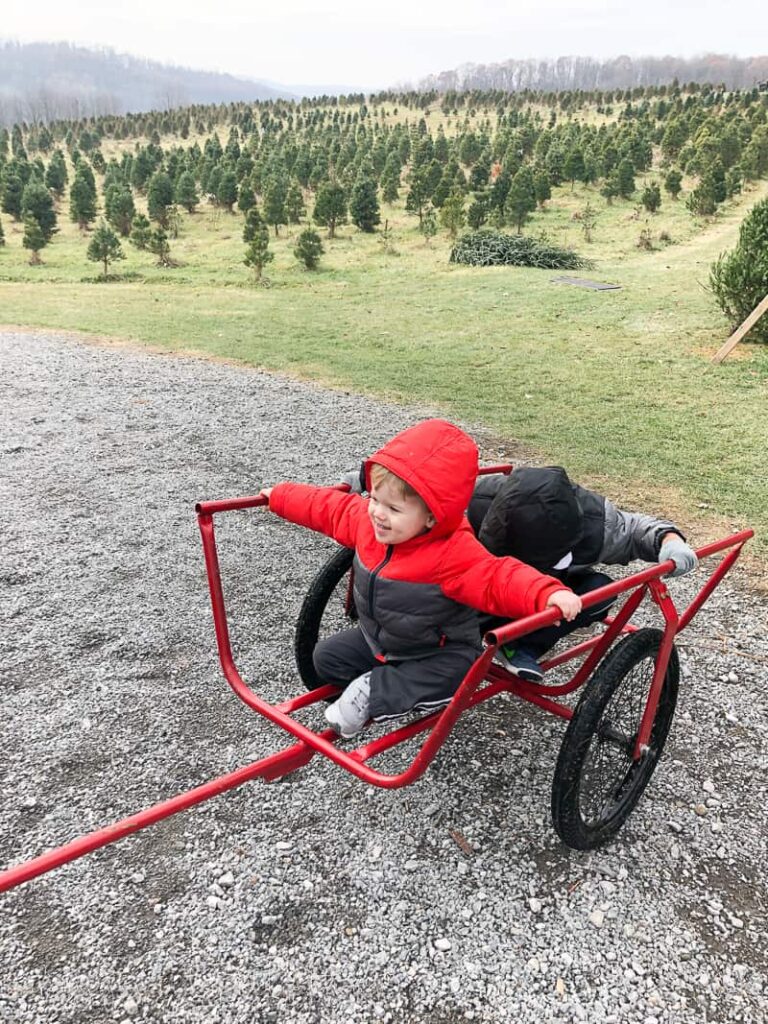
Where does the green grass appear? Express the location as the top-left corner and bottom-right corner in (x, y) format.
(1, 170), (767, 570)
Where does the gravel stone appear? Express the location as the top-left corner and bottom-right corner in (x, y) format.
(1, 331), (766, 1024)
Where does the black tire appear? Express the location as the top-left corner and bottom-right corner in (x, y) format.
(551, 628), (679, 850)
(294, 546), (356, 690)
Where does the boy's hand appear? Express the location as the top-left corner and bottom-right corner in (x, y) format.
(546, 590), (582, 622)
(258, 487), (273, 502)
(658, 533), (698, 577)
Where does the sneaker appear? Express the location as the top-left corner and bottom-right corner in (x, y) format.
(495, 645), (544, 683)
(324, 672), (371, 739)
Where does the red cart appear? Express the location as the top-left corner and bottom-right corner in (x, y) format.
(0, 467), (753, 893)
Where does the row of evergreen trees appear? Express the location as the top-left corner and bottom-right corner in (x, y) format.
(2, 84), (768, 264)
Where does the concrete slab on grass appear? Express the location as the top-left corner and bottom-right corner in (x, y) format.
(551, 276), (621, 290)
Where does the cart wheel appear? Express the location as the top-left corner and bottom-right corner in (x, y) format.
(294, 546), (356, 689)
(551, 628), (679, 850)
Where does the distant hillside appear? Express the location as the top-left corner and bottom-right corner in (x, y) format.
(420, 53), (768, 93)
(0, 41), (295, 124)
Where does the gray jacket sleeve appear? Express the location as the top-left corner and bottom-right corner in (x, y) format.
(599, 498), (683, 565)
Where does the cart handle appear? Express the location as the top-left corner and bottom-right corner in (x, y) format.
(195, 463), (513, 517)
(486, 528), (754, 647)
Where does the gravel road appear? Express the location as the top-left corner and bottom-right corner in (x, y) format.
(1, 329), (766, 1024)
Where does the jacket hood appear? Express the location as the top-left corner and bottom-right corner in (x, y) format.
(366, 419), (478, 537)
(479, 466), (583, 569)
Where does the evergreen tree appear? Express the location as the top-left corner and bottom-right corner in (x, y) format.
(601, 172), (620, 205)
(244, 223), (273, 282)
(710, 195), (768, 342)
(147, 171), (174, 226)
(129, 213), (152, 249)
(243, 206), (266, 243)
(313, 180), (347, 238)
(419, 206), (438, 245)
(664, 168), (683, 199)
(439, 188), (466, 239)
(404, 168), (431, 226)
(564, 148), (586, 189)
(285, 180), (306, 224)
(45, 150), (68, 197)
(616, 159), (636, 198)
(294, 227), (324, 269)
(686, 174), (719, 216)
(22, 213), (46, 264)
(104, 185), (135, 236)
(380, 154), (401, 203)
(0, 215), (5, 247)
(641, 181), (662, 214)
(350, 175), (381, 232)
(147, 227), (173, 266)
(87, 220), (125, 278)
(69, 169), (97, 229)
(467, 193), (488, 229)
(1, 172), (24, 220)
(216, 169), (238, 212)
(505, 166), (537, 232)
(21, 180), (57, 241)
(534, 169), (551, 208)
(175, 171), (199, 213)
(237, 182), (256, 215)
(263, 175), (288, 235)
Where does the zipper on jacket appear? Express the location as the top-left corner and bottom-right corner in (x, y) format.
(368, 546), (393, 621)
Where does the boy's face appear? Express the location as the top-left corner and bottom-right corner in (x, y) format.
(368, 478), (435, 545)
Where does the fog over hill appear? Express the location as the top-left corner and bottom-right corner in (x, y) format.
(0, 41), (297, 124)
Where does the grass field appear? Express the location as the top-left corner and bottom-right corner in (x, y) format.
(1, 156), (767, 575)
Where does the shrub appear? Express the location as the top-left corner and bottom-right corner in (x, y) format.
(449, 230), (589, 269)
(709, 197), (768, 343)
(294, 228), (324, 270)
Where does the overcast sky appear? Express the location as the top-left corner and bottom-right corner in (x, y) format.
(4, 0), (766, 89)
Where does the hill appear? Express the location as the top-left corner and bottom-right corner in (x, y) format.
(0, 41), (294, 124)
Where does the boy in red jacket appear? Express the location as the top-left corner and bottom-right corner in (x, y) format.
(260, 419), (580, 738)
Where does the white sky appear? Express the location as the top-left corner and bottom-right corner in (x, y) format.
(3, 0), (767, 89)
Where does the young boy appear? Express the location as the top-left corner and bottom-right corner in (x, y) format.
(259, 419), (580, 738)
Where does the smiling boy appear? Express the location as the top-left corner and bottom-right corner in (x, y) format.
(260, 419), (580, 738)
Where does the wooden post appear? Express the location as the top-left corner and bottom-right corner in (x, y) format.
(711, 293), (768, 364)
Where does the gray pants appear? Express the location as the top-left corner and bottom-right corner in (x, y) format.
(313, 628), (479, 721)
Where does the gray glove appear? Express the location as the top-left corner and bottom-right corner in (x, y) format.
(658, 536), (698, 578)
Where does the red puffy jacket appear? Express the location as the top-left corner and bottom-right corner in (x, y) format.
(269, 419), (567, 660)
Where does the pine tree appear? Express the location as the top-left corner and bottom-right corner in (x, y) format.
(439, 188), (466, 239)
(404, 168), (431, 226)
(263, 175), (288, 235)
(419, 206), (438, 245)
(641, 182), (662, 214)
(147, 227), (173, 267)
(285, 180), (306, 224)
(45, 150), (68, 197)
(1, 172), (24, 220)
(22, 213), (46, 264)
(243, 206), (266, 243)
(69, 169), (97, 229)
(175, 171), (199, 213)
(505, 167), (536, 232)
(616, 159), (636, 199)
(710, 196), (768, 342)
(294, 227), (324, 269)
(380, 154), (401, 203)
(147, 171), (174, 226)
(467, 194), (488, 229)
(244, 223), (273, 282)
(104, 185), (135, 236)
(313, 180), (347, 238)
(21, 180), (57, 241)
(0, 215), (5, 247)
(564, 148), (586, 190)
(350, 175), (381, 232)
(216, 169), (238, 212)
(87, 220), (125, 278)
(664, 168), (683, 200)
(129, 213), (152, 250)
(237, 182), (256, 215)
(534, 169), (552, 208)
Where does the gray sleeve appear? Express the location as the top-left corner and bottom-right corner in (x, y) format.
(599, 498), (683, 565)
(342, 468), (365, 493)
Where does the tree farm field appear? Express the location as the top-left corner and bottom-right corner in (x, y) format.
(2, 155), (767, 571)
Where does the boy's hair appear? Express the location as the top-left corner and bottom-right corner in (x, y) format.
(369, 463), (426, 507)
